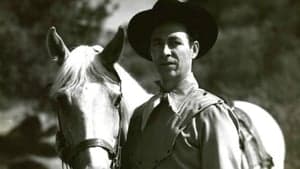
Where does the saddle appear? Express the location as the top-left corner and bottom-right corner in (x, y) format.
(233, 107), (274, 169)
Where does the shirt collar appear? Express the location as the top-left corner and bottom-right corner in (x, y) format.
(157, 72), (199, 113)
(141, 73), (199, 130)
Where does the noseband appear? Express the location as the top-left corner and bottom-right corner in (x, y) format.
(56, 94), (124, 169)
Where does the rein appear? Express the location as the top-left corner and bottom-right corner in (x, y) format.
(56, 92), (124, 169)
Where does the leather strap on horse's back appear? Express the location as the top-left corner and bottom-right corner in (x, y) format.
(234, 107), (274, 169)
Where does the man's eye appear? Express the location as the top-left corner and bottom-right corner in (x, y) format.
(174, 40), (182, 45)
(169, 40), (182, 47)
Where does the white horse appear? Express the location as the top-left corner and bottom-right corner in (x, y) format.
(47, 27), (285, 169)
(47, 27), (150, 169)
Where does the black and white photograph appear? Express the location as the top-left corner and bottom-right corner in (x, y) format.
(0, 0), (299, 169)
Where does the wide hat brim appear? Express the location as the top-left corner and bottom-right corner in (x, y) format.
(127, 0), (218, 61)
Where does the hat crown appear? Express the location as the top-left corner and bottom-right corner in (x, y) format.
(152, 0), (186, 11)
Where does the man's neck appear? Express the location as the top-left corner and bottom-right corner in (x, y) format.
(160, 79), (178, 92)
(160, 72), (194, 92)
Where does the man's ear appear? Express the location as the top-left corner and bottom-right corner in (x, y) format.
(46, 26), (70, 66)
(191, 41), (200, 59)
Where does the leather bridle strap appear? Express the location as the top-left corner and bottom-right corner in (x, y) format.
(61, 138), (116, 164)
(111, 93), (124, 169)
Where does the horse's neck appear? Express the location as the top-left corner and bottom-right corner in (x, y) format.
(114, 63), (152, 137)
(114, 63), (152, 118)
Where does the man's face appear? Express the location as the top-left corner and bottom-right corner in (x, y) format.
(150, 22), (199, 82)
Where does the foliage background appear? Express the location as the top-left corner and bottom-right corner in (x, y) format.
(0, 0), (299, 169)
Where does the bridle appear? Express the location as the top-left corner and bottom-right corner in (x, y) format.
(55, 93), (124, 169)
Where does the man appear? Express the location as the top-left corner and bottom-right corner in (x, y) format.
(121, 1), (242, 169)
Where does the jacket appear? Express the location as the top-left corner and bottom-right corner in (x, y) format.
(121, 74), (242, 169)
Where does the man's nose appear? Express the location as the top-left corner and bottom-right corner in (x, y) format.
(163, 44), (171, 56)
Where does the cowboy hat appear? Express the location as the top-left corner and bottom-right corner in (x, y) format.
(127, 0), (218, 60)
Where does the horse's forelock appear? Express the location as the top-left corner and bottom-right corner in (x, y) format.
(50, 45), (105, 98)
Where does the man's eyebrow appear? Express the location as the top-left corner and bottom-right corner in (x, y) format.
(168, 36), (181, 41)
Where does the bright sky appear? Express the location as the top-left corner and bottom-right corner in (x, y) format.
(102, 0), (156, 30)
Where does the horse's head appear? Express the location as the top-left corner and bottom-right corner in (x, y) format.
(47, 26), (125, 169)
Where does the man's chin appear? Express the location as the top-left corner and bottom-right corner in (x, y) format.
(159, 71), (179, 80)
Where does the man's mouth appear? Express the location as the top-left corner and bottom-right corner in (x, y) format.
(160, 62), (177, 69)
(160, 61), (177, 66)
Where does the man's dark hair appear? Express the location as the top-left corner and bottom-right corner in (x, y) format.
(186, 26), (200, 46)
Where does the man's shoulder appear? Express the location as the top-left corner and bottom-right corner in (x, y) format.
(179, 88), (227, 117)
(184, 88), (222, 109)
(177, 88), (231, 128)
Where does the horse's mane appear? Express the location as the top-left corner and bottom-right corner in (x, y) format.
(50, 45), (106, 98)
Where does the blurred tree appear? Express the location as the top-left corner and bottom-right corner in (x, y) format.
(0, 0), (118, 107)
(186, 0), (300, 104)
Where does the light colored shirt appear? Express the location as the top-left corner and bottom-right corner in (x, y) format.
(122, 73), (242, 169)
(141, 72), (199, 130)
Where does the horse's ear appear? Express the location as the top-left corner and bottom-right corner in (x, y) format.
(100, 27), (125, 67)
(46, 26), (70, 66)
